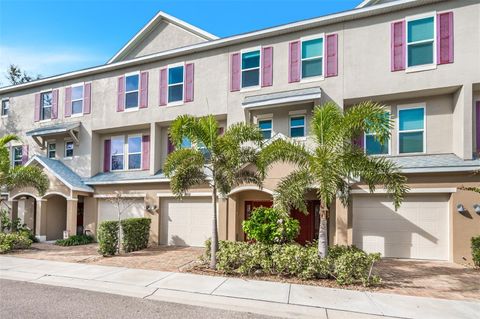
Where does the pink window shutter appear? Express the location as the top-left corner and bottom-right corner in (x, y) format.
(139, 71), (149, 108)
(288, 41), (301, 83)
(159, 68), (168, 106)
(142, 135), (150, 170)
(325, 34), (338, 77)
(103, 139), (111, 172)
(21, 144), (29, 164)
(64, 87), (72, 117)
(476, 101), (480, 154)
(391, 21), (406, 71)
(261, 47), (273, 87)
(437, 12), (454, 65)
(83, 83), (92, 114)
(34, 93), (41, 122)
(51, 89), (59, 119)
(117, 76), (125, 112)
(354, 134), (364, 150)
(184, 63), (195, 102)
(230, 53), (241, 92)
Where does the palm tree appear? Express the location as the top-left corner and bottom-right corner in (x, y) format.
(263, 101), (409, 258)
(164, 115), (265, 269)
(0, 134), (49, 201)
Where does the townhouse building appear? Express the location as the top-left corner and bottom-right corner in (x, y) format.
(1, 0), (479, 263)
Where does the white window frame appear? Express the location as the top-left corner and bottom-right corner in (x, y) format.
(258, 118), (273, 140)
(12, 146), (22, 167)
(40, 90), (53, 122)
(110, 135), (125, 171)
(127, 134), (143, 171)
(70, 83), (84, 117)
(167, 62), (185, 107)
(289, 115), (306, 139)
(405, 12), (437, 73)
(47, 142), (56, 159)
(240, 46), (262, 92)
(124, 72), (140, 111)
(364, 112), (391, 156)
(300, 33), (325, 82)
(1, 98), (9, 117)
(64, 140), (74, 159)
(397, 103), (426, 155)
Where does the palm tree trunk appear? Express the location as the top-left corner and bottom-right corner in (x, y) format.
(318, 206), (328, 258)
(210, 185), (218, 269)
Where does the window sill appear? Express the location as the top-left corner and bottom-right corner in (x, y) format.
(300, 76), (324, 84)
(395, 151), (427, 156)
(1, 115), (7, 119)
(240, 86), (261, 93)
(166, 101), (184, 107)
(71, 113), (83, 118)
(291, 136), (307, 141)
(39, 119), (52, 123)
(124, 107), (139, 112)
(405, 64), (436, 73)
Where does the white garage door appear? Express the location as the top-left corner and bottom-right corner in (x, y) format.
(98, 198), (145, 223)
(352, 194), (449, 260)
(160, 197), (213, 247)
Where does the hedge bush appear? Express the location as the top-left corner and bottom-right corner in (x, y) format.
(242, 207), (300, 244)
(0, 232), (32, 253)
(55, 234), (95, 247)
(472, 236), (480, 267)
(97, 220), (119, 256)
(203, 239), (381, 286)
(121, 218), (151, 253)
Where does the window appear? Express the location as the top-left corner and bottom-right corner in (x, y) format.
(71, 85), (84, 115)
(301, 36), (324, 79)
(290, 116), (306, 138)
(365, 113), (390, 155)
(258, 119), (272, 139)
(241, 49), (260, 88)
(125, 74), (139, 109)
(398, 107), (425, 153)
(181, 137), (192, 148)
(48, 143), (56, 159)
(64, 141), (74, 158)
(1, 99), (9, 117)
(168, 66), (184, 103)
(12, 146), (22, 167)
(127, 136), (142, 170)
(40, 91), (52, 120)
(407, 15), (435, 68)
(111, 137), (124, 171)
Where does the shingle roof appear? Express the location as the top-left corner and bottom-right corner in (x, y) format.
(388, 153), (480, 173)
(84, 170), (168, 185)
(26, 122), (80, 137)
(29, 156), (93, 192)
(243, 87), (321, 108)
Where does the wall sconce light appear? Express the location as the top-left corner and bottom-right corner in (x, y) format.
(473, 204), (480, 215)
(146, 204), (158, 213)
(456, 204), (467, 214)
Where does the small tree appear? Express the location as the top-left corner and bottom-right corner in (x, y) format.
(106, 191), (137, 254)
(5, 64), (41, 85)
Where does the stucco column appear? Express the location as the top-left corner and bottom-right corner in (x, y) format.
(218, 198), (228, 240)
(35, 199), (47, 240)
(227, 196), (237, 241)
(453, 84), (473, 159)
(150, 123), (161, 175)
(144, 193), (160, 245)
(334, 197), (349, 245)
(66, 199), (78, 237)
(8, 199), (18, 221)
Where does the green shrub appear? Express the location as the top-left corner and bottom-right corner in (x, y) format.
(472, 236), (480, 267)
(242, 207), (300, 244)
(0, 232), (32, 253)
(330, 247), (381, 286)
(97, 220), (119, 256)
(120, 218), (151, 253)
(55, 234), (95, 246)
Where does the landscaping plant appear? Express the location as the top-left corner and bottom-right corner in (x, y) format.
(120, 217), (151, 253)
(242, 207), (300, 244)
(0, 232), (32, 253)
(472, 235), (480, 267)
(55, 234), (95, 247)
(97, 220), (119, 256)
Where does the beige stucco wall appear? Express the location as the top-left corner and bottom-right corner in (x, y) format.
(45, 195), (67, 241)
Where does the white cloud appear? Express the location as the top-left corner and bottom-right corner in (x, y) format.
(0, 45), (108, 79)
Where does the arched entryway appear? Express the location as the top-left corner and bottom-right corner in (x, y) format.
(42, 193), (68, 241)
(10, 193), (37, 233)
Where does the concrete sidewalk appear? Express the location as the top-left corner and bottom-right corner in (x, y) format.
(0, 256), (478, 319)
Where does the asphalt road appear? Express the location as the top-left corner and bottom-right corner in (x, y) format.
(0, 279), (279, 319)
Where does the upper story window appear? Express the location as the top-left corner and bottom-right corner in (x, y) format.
(127, 135), (142, 170)
(181, 137), (192, 148)
(398, 106), (425, 154)
(168, 65), (184, 103)
(258, 119), (272, 139)
(301, 36), (324, 79)
(1, 99), (9, 117)
(110, 135), (143, 171)
(241, 49), (260, 89)
(125, 74), (139, 109)
(71, 84), (84, 115)
(111, 136), (124, 171)
(48, 143), (56, 159)
(365, 113), (390, 155)
(40, 91), (52, 120)
(64, 141), (74, 158)
(407, 15), (435, 68)
(12, 146), (22, 167)
(290, 116), (306, 138)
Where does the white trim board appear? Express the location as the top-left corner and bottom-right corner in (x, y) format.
(94, 193), (146, 198)
(157, 192), (212, 197)
(351, 187), (457, 194)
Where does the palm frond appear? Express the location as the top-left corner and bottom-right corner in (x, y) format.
(259, 139), (309, 169)
(6, 165), (49, 195)
(273, 168), (312, 214)
(311, 102), (344, 148)
(0, 134), (19, 148)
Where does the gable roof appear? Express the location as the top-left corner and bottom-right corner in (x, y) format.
(108, 11), (219, 64)
(356, 0), (398, 8)
(25, 156), (94, 193)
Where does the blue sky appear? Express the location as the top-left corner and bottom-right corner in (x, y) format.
(0, 0), (360, 79)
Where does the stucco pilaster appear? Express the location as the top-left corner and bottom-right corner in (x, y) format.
(453, 84), (473, 159)
(227, 196), (237, 241)
(66, 199), (78, 237)
(334, 197), (349, 245)
(35, 199), (47, 239)
(8, 200), (18, 221)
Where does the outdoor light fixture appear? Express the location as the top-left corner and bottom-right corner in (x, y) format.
(146, 204), (158, 213)
(456, 204), (467, 213)
(473, 204), (480, 215)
